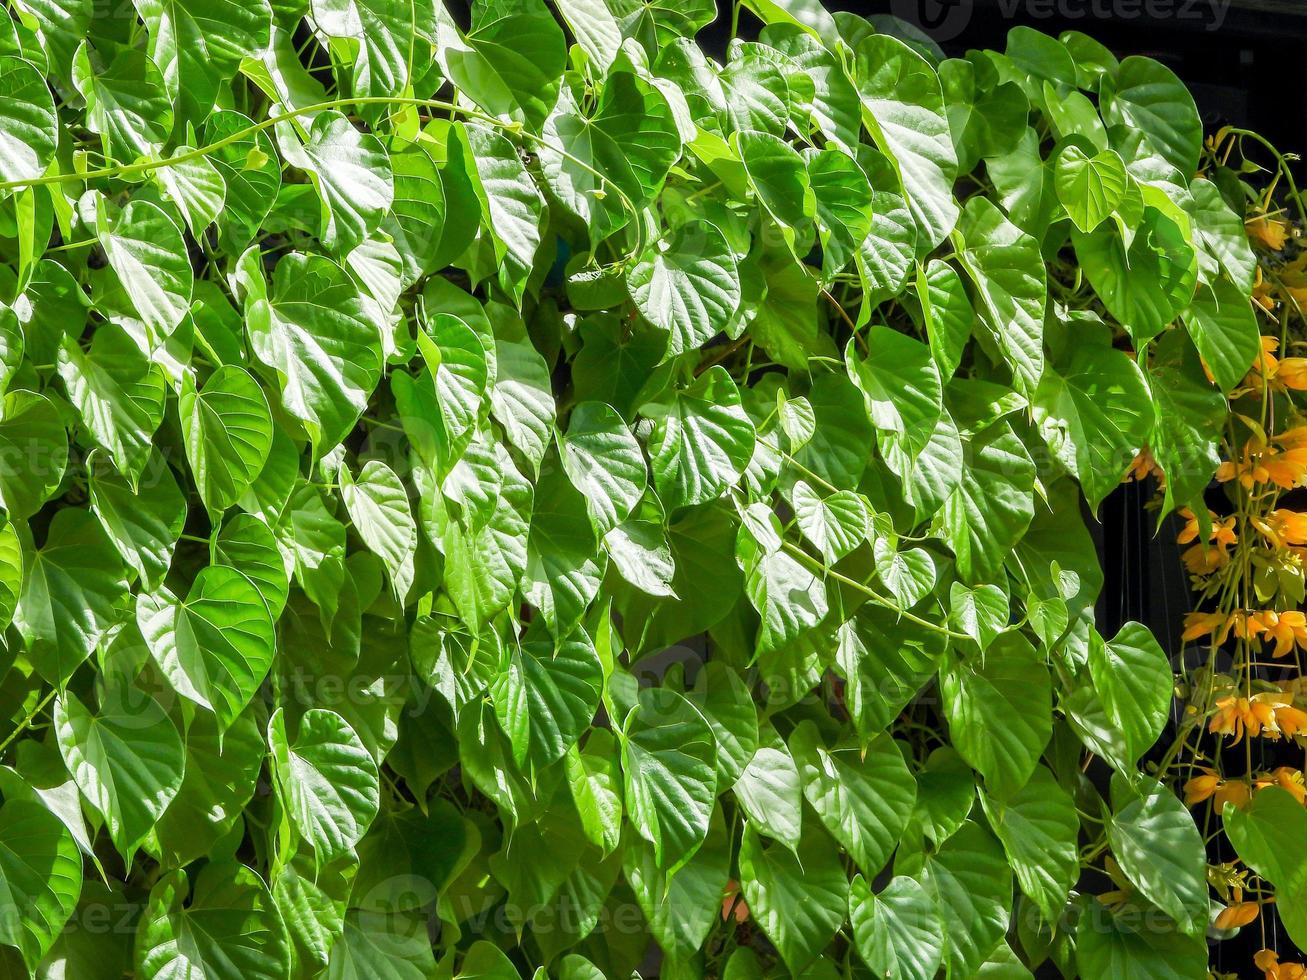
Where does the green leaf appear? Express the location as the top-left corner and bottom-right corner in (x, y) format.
(979, 765), (1078, 923)
(243, 250), (384, 453)
(922, 820), (1012, 976)
(492, 624), (603, 771)
(939, 420), (1036, 583)
(791, 481), (867, 562)
(1074, 898), (1207, 980)
(790, 723), (915, 876)
(326, 910), (435, 979)
(0, 521), (21, 630)
(646, 366), (754, 513)
(854, 34), (958, 247)
(1031, 330), (1154, 510)
(1074, 209), (1198, 346)
(153, 705), (264, 868)
(808, 146), (874, 277)
(1146, 321), (1226, 515)
(847, 326), (942, 460)
(731, 722), (802, 851)
(956, 197), (1045, 394)
(136, 564), (276, 731)
(0, 55), (58, 187)
(54, 682), (185, 860)
(204, 109), (280, 254)
(88, 451), (185, 590)
(948, 582), (1008, 651)
(137, 863), (290, 980)
(309, 0), (429, 98)
(737, 129), (814, 249)
(1106, 777), (1207, 936)
(1182, 276), (1260, 393)
(627, 222), (741, 358)
(1224, 787), (1307, 950)
(142, 1), (269, 115)
(215, 512), (289, 617)
(16, 508), (129, 685)
(154, 150), (226, 236)
(437, 0), (565, 131)
(624, 806), (730, 959)
(268, 707), (381, 863)
(73, 45), (172, 161)
(849, 874), (943, 980)
(540, 71), (680, 243)
(340, 460), (416, 601)
(620, 686), (716, 872)
(738, 822), (849, 974)
(94, 198), (193, 342)
(58, 323), (166, 487)
(560, 401), (647, 535)
(941, 632), (1051, 797)
(916, 259), (973, 379)
(0, 798), (82, 972)
(522, 453), (604, 636)
(554, 0), (622, 70)
(872, 536), (937, 609)
(1054, 145), (1128, 232)
(279, 109), (393, 255)
(487, 309), (554, 476)
(180, 365), (273, 514)
(835, 607), (947, 743)
(403, 311), (489, 475)
(0, 388), (67, 521)
(462, 123), (546, 303)
(1103, 56), (1202, 177)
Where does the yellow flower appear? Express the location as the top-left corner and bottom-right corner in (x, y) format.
(1176, 509), (1236, 547)
(1215, 901), (1261, 930)
(1249, 214), (1290, 250)
(1256, 949), (1307, 980)
(1279, 357), (1307, 390)
(1256, 766), (1307, 803)
(1253, 509), (1307, 548)
(1123, 447), (1162, 483)
(1183, 611), (1233, 645)
(1274, 704), (1307, 739)
(1183, 770), (1220, 806)
(1248, 610), (1307, 658)
(1209, 695), (1279, 744)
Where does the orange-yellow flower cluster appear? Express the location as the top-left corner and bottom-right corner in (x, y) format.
(1248, 215), (1290, 251)
(1177, 508), (1237, 574)
(1184, 768), (1251, 809)
(1258, 950), (1307, 980)
(1253, 508), (1307, 549)
(1123, 447), (1163, 484)
(1209, 692), (1307, 744)
(1243, 336), (1307, 392)
(1217, 427), (1307, 491)
(1255, 766), (1307, 804)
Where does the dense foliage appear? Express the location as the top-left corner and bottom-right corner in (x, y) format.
(0, 0), (1290, 976)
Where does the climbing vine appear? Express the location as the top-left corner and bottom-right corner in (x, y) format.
(0, 0), (1290, 977)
